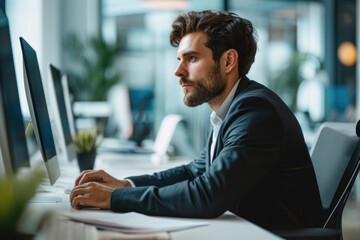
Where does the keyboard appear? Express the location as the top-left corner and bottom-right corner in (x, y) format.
(35, 217), (98, 240)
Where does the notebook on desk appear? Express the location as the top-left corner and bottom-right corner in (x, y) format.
(64, 210), (208, 234)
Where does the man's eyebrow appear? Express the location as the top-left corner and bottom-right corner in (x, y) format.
(177, 50), (199, 60)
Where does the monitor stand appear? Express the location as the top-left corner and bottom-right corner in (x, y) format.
(27, 151), (63, 203)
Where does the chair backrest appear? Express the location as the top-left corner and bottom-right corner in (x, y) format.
(309, 121), (360, 228)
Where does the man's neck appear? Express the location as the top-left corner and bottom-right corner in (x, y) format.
(209, 77), (240, 112)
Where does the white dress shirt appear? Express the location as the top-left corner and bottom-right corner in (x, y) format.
(209, 79), (240, 162)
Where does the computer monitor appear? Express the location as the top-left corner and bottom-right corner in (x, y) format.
(48, 63), (76, 162)
(19, 37), (60, 185)
(0, 8), (30, 176)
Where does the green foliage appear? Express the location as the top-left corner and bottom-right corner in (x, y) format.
(269, 52), (323, 111)
(269, 52), (306, 111)
(64, 34), (125, 101)
(73, 129), (103, 153)
(0, 166), (44, 233)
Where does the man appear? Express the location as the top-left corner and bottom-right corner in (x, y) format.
(70, 10), (324, 230)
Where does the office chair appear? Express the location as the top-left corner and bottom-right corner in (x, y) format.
(275, 120), (360, 240)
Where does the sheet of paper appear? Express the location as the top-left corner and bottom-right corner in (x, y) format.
(65, 210), (208, 234)
(98, 229), (170, 239)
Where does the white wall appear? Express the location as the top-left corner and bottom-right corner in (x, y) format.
(60, 0), (100, 85)
(6, 0), (43, 116)
(61, 0), (99, 42)
(42, 0), (61, 72)
(6, 0), (100, 116)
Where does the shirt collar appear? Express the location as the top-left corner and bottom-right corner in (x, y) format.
(210, 79), (240, 127)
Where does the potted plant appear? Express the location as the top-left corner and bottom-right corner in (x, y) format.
(63, 33), (124, 101)
(0, 165), (44, 238)
(73, 129), (102, 172)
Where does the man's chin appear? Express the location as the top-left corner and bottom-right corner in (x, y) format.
(183, 97), (204, 107)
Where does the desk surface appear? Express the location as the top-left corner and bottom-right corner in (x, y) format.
(19, 153), (283, 240)
(21, 203), (282, 240)
(169, 213), (282, 240)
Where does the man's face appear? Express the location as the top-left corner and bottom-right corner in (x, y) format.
(174, 32), (226, 107)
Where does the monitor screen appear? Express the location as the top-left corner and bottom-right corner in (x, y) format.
(0, 8), (30, 175)
(19, 37), (60, 184)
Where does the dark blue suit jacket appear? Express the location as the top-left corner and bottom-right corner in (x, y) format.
(111, 77), (324, 230)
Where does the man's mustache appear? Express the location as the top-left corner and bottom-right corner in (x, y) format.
(179, 78), (192, 85)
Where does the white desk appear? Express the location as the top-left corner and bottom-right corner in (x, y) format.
(18, 153), (283, 240)
(170, 213), (282, 240)
(19, 204), (282, 240)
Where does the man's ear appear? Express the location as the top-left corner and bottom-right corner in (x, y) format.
(222, 49), (238, 74)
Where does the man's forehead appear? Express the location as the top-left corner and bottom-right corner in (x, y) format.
(176, 32), (207, 56)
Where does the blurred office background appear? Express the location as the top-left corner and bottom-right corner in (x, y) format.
(3, 0), (360, 238)
(5, 0), (359, 152)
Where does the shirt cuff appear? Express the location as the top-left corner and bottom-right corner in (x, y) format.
(124, 178), (136, 188)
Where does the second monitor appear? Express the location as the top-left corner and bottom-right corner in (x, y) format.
(48, 63), (76, 162)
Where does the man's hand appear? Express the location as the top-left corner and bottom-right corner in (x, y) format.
(75, 169), (131, 189)
(70, 182), (114, 209)
(70, 169), (131, 210)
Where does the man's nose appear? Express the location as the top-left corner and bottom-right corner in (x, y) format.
(174, 62), (187, 78)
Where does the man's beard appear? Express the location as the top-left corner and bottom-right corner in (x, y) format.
(181, 63), (226, 107)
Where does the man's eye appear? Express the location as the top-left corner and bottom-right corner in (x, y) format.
(189, 56), (196, 62)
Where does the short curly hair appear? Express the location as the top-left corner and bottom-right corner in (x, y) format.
(170, 10), (258, 77)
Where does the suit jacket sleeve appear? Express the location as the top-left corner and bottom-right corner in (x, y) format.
(125, 148), (208, 187)
(111, 96), (284, 218)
